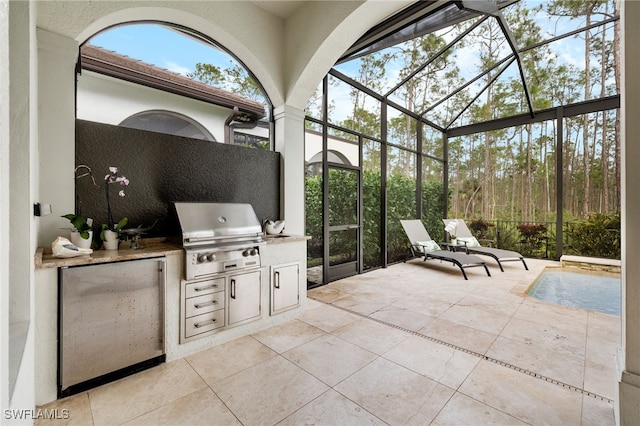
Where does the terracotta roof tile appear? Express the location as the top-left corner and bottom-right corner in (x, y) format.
(80, 44), (266, 119)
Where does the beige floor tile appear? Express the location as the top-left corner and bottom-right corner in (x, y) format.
(331, 317), (410, 355)
(498, 316), (587, 357)
(392, 296), (456, 318)
(514, 299), (588, 333)
(36, 392), (93, 426)
(307, 285), (352, 304)
(88, 359), (208, 425)
(456, 292), (523, 317)
(430, 392), (528, 425)
(586, 331), (619, 368)
(438, 304), (512, 336)
(211, 356), (329, 426)
(345, 283), (407, 301)
(368, 305), (435, 331)
(298, 303), (361, 332)
(325, 278), (372, 295)
(252, 319), (326, 353)
(277, 389), (385, 425)
(587, 311), (621, 344)
(417, 318), (497, 355)
(185, 335), (277, 385)
(581, 395), (616, 426)
(122, 388), (241, 425)
(458, 360), (583, 425)
(486, 335), (585, 389)
(584, 360), (617, 400)
(383, 335), (480, 389)
(282, 334), (377, 386)
(335, 357), (454, 425)
(305, 297), (325, 310)
(332, 294), (392, 315)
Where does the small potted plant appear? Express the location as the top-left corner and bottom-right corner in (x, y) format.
(100, 166), (130, 250)
(62, 213), (94, 249)
(99, 217), (128, 250)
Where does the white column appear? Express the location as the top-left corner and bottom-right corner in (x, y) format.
(618, 1), (640, 424)
(36, 28), (78, 247)
(273, 105), (306, 235)
(35, 28), (78, 405)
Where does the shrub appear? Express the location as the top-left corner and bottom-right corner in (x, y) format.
(567, 211), (620, 259)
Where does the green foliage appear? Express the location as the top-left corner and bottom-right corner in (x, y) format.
(61, 214), (92, 240)
(188, 62), (264, 102)
(517, 223), (548, 256)
(305, 171), (446, 268)
(566, 211), (620, 259)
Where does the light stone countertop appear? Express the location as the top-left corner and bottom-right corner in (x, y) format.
(36, 235), (309, 269)
(262, 234), (310, 244)
(35, 238), (183, 269)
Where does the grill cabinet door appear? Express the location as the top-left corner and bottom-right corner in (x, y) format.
(227, 269), (262, 326)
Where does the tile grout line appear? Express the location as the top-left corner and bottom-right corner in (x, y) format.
(309, 296), (614, 405)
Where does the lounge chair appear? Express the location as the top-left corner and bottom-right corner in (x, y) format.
(400, 220), (491, 280)
(442, 219), (529, 272)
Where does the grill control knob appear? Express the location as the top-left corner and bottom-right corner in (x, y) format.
(250, 248), (258, 256)
(197, 254), (208, 263)
(242, 249), (250, 257)
(206, 253), (216, 262)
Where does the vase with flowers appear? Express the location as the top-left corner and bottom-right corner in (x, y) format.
(101, 166), (129, 249)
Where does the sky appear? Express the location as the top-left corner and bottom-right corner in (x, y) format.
(90, 24), (234, 76)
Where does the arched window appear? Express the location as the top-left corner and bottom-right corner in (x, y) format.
(119, 110), (215, 141)
(77, 22), (272, 149)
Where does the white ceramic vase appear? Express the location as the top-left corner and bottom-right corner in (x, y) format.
(265, 220), (285, 235)
(70, 230), (93, 249)
(103, 230), (119, 250)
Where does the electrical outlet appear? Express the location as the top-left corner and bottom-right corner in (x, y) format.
(34, 203), (52, 216)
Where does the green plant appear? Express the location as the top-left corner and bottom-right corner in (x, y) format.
(98, 217), (129, 242)
(61, 213), (93, 240)
(567, 211), (620, 259)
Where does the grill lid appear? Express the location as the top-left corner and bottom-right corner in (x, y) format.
(171, 202), (263, 246)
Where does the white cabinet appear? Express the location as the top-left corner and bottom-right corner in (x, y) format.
(227, 269), (262, 326)
(270, 262), (301, 315)
(181, 277), (226, 342)
(180, 269), (262, 343)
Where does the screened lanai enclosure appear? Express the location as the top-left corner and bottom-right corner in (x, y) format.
(305, 0), (620, 286)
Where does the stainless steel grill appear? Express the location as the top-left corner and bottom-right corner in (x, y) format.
(170, 202), (265, 280)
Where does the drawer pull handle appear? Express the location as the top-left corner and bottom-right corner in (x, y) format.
(194, 318), (217, 328)
(194, 300), (218, 309)
(194, 284), (219, 292)
(274, 271), (280, 289)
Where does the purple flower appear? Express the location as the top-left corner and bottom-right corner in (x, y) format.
(105, 166), (130, 229)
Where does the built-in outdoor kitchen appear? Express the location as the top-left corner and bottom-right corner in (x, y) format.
(33, 119), (307, 405)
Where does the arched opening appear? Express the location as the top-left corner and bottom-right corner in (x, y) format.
(77, 21), (273, 148)
(119, 109), (216, 141)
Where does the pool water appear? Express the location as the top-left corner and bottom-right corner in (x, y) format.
(527, 269), (621, 316)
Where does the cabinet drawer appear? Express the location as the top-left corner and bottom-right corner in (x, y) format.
(185, 278), (224, 298)
(185, 291), (225, 318)
(185, 310), (225, 338)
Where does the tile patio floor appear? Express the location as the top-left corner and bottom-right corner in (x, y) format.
(37, 257), (620, 425)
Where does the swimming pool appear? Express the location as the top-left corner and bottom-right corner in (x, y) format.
(527, 268), (621, 316)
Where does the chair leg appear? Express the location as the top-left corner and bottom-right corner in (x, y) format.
(452, 260), (469, 280)
(483, 264), (491, 277)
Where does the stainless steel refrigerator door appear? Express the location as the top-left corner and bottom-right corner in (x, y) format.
(60, 258), (165, 390)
